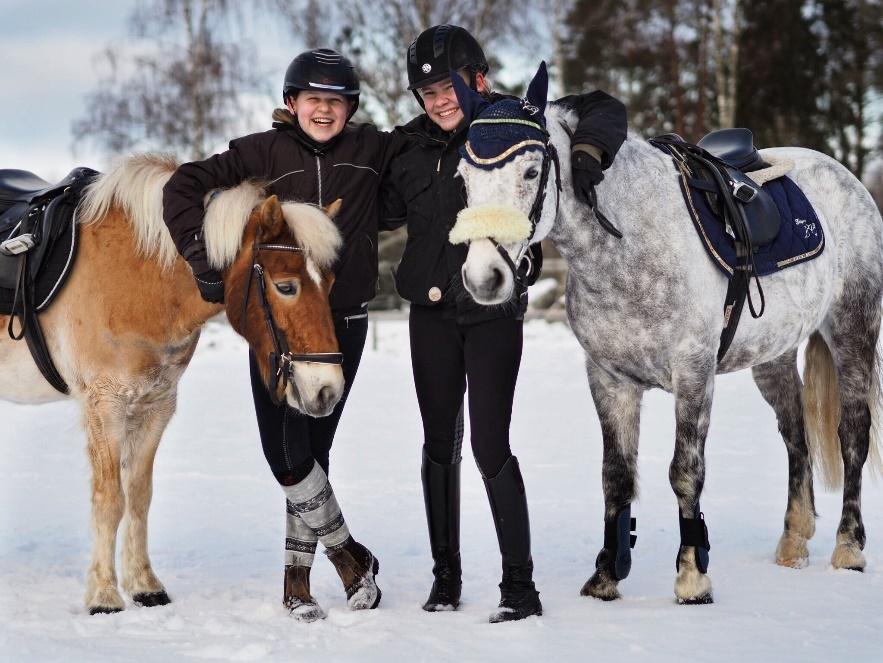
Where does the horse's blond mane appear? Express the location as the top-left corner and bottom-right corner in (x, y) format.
(78, 154), (180, 270)
(78, 154), (341, 272)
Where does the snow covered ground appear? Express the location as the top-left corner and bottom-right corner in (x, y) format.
(2, 318), (882, 662)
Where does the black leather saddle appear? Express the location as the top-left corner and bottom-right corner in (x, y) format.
(650, 129), (781, 362)
(0, 166), (99, 394)
(697, 128), (768, 172)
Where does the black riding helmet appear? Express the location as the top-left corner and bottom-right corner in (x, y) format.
(406, 25), (489, 107)
(283, 48), (360, 120)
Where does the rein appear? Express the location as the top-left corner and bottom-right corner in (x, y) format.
(239, 239), (343, 405)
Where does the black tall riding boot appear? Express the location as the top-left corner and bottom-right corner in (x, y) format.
(421, 448), (462, 611)
(483, 455), (542, 623)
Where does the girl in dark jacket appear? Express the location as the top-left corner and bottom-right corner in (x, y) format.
(163, 49), (409, 622)
(382, 25), (627, 623)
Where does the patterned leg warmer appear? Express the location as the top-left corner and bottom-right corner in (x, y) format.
(282, 462), (351, 551)
(285, 503), (318, 567)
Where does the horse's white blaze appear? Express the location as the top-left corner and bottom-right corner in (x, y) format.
(462, 239), (515, 305)
(306, 256), (322, 287)
(288, 363), (344, 417)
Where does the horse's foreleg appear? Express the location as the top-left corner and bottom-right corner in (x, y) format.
(581, 364), (642, 601)
(670, 367), (714, 604)
(751, 350), (816, 568)
(84, 386), (127, 614)
(827, 302), (880, 571)
(120, 391), (177, 607)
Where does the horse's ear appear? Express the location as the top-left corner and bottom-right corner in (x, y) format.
(451, 70), (490, 122)
(324, 198), (343, 220)
(525, 61), (548, 118)
(260, 195), (285, 236)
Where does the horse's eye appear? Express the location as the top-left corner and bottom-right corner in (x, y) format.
(525, 167), (539, 180)
(275, 281), (298, 296)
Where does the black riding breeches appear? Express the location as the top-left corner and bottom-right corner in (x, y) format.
(250, 306), (369, 486)
(409, 304), (523, 478)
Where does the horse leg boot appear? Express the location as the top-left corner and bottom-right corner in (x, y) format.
(582, 372), (641, 601)
(283, 505), (324, 622)
(282, 461), (380, 610)
(671, 368), (715, 604)
(483, 456), (542, 623)
(422, 449), (462, 611)
(752, 351), (816, 568)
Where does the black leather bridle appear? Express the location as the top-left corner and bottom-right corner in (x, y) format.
(238, 240), (343, 405)
(488, 127), (562, 287)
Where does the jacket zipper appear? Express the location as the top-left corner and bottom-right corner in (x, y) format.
(315, 153), (323, 207)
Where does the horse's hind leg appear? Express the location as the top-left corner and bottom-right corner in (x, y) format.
(751, 350), (816, 568)
(120, 389), (177, 607)
(825, 295), (881, 570)
(581, 363), (642, 601)
(83, 384), (127, 614)
(670, 363), (715, 604)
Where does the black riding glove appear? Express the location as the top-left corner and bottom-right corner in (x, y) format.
(571, 149), (605, 205)
(194, 268), (225, 304)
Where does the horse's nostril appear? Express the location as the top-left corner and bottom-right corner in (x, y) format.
(317, 385), (332, 410)
(489, 268), (504, 291)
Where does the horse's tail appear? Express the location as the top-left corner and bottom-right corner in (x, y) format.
(803, 331), (883, 490)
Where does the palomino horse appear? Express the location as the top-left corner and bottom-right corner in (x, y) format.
(0, 154), (345, 614)
(448, 65), (883, 603)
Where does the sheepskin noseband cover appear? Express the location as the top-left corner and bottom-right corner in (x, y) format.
(449, 205), (532, 245)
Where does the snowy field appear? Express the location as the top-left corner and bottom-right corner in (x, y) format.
(2, 318), (882, 662)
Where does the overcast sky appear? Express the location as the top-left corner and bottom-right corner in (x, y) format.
(1, 1), (137, 179)
(0, 1), (306, 180)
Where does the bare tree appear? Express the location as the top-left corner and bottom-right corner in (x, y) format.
(73, 0), (263, 161)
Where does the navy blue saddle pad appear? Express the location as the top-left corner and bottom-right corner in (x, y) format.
(676, 167), (824, 277)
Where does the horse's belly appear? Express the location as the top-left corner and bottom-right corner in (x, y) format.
(718, 217), (839, 372)
(0, 333), (67, 404)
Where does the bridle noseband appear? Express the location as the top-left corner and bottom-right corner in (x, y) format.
(473, 117), (562, 286)
(238, 239), (343, 406)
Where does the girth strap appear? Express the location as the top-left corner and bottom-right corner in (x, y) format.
(6, 249), (69, 393)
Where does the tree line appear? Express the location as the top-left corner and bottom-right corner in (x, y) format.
(74, 0), (882, 185)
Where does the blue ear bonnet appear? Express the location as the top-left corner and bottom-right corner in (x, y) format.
(459, 100), (549, 170)
(452, 60), (550, 170)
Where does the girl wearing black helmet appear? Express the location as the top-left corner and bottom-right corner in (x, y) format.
(382, 25), (627, 623)
(163, 48), (410, 622)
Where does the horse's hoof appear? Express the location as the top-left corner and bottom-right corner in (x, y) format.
(133, 591), (171, 607)
(580, 572), (621, 601)
(677, 592), (714, 605)
(776, 556), (809, 569)
(831, 542), (865, 571)
(89, 605), (124, 615)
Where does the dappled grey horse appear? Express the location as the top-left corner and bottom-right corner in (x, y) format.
(448, 64), (883, 604)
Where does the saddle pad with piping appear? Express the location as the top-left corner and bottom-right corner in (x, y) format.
(0, 197), (78, 315)
(674, 163), (824, 277)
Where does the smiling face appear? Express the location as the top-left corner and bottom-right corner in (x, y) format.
(418, 71), (487, 132)
(287, 90), (350, 142)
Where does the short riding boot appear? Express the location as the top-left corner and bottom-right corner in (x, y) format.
(325, 538), (381, 610)
(483, 455), (543, 623)
(421, 449), (462, 611)
(283, 565), (325, 622)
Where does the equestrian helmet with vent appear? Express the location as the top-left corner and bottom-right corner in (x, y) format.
(406, 25), (488, 106)
(283, 48), (360, 119)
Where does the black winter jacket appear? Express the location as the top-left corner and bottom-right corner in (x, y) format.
(163, 112), (407, 313)
(381, 91), (627, 325)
